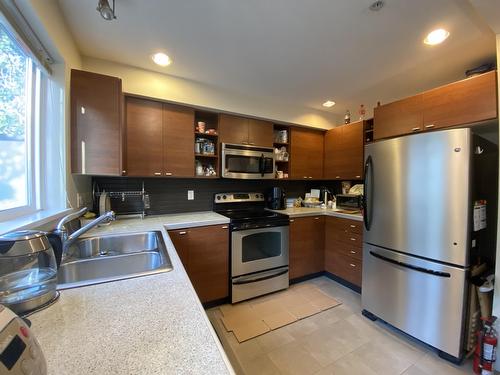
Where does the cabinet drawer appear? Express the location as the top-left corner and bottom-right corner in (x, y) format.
(329, 253), (362, 287)
(332, 243), (362, 261)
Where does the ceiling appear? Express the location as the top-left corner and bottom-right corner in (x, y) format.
(58, 0), (496, 119)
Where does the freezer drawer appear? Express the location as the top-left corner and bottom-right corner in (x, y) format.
(362, 244), (467, 358)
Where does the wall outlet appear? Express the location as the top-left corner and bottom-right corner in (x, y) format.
(188, 190), (194, 200)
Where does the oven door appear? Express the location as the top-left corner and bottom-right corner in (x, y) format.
(232, 226), (289, 277)
(222, 143), (275, 179)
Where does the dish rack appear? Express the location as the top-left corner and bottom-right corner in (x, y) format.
(93, 181), (150, 218)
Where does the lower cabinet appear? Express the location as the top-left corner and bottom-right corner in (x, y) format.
(325, 217), (363, 287)
(289, 216), (325, 280)
(168, 225), (229, 303)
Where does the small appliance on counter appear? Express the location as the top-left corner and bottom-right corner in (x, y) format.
(266, 187), (286, 210)
(336, 194), (363, 211)
(318, 187), (334, 204)
(0, 231), (58, 315)
(0, 304), (46, 374)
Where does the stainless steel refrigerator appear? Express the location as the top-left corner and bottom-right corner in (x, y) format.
(362, 128), (474, 362)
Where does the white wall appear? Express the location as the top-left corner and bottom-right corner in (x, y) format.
(82, 57), (340, 130)
(16, 0), (91, 209)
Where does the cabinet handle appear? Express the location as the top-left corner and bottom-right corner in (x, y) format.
(165, 172), (173, 176)
(303, 176), (308, 179)
(349, 263), (356, 268)
(336, 176), (340, 179)
(350, 238), (356, 241)
(242, 141), (248, 145)
(350, 250), (357, 254)
(80, 106), (85, 114)
(309, 177), (313, 179)
(249, 142), (255, 145)
(356, 175), (361, 178)
(222, 225), (228, 229)
(122, 170), (126, 175)
(350, 225), (356, 228)
(81, 140), (86, 174)
(425, 124), (435, 129)
(411, 127), (420, 132)
(314, 217), (319, 220)
(179, 231), (187, 235)
(154, 172), (162, 176)
(290, 219), (295, 223)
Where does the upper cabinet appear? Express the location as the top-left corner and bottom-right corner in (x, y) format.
(71, 69), (122, 175)
(374, 71), (498, 141)
(290, 127), (324, 179)
(422, 70), (497, 130)
(324, 121), (364, 180)
(124, 96), (195, 177)
(219, 114), (273, 147)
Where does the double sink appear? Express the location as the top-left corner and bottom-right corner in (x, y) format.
(57, 231), (173, 289)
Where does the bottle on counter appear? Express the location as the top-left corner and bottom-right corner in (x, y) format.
(344, 110), (351, 124)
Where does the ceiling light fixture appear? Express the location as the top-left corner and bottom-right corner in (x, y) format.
(152, 52), (172, 67)
(424, 28), (449, 45)
(322, 100), (336, 108)
(97, 0), (116, 21)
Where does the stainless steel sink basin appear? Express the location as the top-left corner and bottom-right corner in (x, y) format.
(57, 231), (173, 289)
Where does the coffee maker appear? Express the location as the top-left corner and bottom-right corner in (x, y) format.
(266, 187), (286, 210)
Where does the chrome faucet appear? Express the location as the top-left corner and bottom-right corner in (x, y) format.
(55, 208), (116, 254)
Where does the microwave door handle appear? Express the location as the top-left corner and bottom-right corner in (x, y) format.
(259, 154), (265, 176)
(363, 155), (373, 231)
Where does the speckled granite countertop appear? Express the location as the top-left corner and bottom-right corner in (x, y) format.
(29, 212), (233, 375)
(270, 207), (363, 221)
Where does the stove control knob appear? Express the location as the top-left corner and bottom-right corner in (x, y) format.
(216, 196), (221, 200)
(222, 195), (227, 200)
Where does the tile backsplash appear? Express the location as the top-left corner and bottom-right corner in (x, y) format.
(92, 177), (344, 215)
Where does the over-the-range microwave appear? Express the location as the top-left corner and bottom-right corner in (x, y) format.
(221, 143), (275, 179)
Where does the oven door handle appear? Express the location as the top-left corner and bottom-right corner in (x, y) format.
(233, 269), (288, 285)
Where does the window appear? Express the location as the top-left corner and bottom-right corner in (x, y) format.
(0, 20), (65, 223)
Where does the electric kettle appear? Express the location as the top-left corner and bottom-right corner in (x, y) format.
(0, 230), (58, 315)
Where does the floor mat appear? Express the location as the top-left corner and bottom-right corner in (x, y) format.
(217, 283), (342, 342)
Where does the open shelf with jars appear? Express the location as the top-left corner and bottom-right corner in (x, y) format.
(194, 110), (219, 177)
(364, 118), (374, 144)
(273, 124), (291, 179)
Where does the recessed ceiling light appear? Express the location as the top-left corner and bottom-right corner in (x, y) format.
(152, 52), (172, 66)
(322, 100), (336, 108)
(424, 28), (450, 45)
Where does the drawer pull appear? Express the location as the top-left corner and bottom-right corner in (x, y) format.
(154, 172), (162, 176)
(411, 127), (420, 132)
(335, 176), (340, 179)
(222, 225), (228, 229)
(355, 175), (361, 178)
(165, 172), (173, 176)
(350, 250), (356, 254)
(349, 263), (356, 268)
(303, 176), (308, 179)
(350, 225), (356, 228)
(425, 124), (435, 129)
(179, 231), (187, 235)
(350, 237), (356, 241)
(290, 219), (295, 223)
(314, 217), (319, 220)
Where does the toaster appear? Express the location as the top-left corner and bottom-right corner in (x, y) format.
(0, 305), (46, 374)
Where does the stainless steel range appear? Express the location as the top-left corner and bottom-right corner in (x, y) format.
(214, 192), (289, 303)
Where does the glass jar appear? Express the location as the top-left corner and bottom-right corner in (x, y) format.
(0, 230), (58, 314)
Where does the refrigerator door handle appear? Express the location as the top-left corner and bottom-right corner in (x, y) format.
(369, 251), (451, 278)
(363, 155), (373, 231)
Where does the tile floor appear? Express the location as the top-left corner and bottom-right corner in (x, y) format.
(208, 276), (474, 375)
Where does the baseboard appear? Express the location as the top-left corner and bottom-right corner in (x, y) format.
(324, 271), (362, 293)
(290, 272), (325, 285)
(202, 296), (230, 309)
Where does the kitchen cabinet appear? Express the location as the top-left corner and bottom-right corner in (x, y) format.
(374, 71), (498, 140)
(422, 70), (497, 130)
(290, 128), (324, 179)
(324, 121), (364, 180)
(219, 114), (273, 147)
(289, 216), (325, 280)
(71, 69), (122, 175)
(325, 217), (363, 287)
(124, 97), (195, 177)
(373, 95), (423, 140)
(168, 225), (229, 303)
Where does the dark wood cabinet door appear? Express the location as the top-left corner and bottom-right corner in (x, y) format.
(289, 216), (325, 280)
(185, 225), (229, 303)
(423, 71), (497, 130)
(218, 114), (249, 145)
(125, 97), (163, 177)
(248, 119), (273, 147)
(323, 126), (342, 180)
(373, 94), (423, 140)
(163, 104), (195, 177)
(71, 69), (122, 175)
(290, 128), (324, 179)
(340, 121), (364, 180)
(168, 229), (190, 268)
(325, 217), (363, 287)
